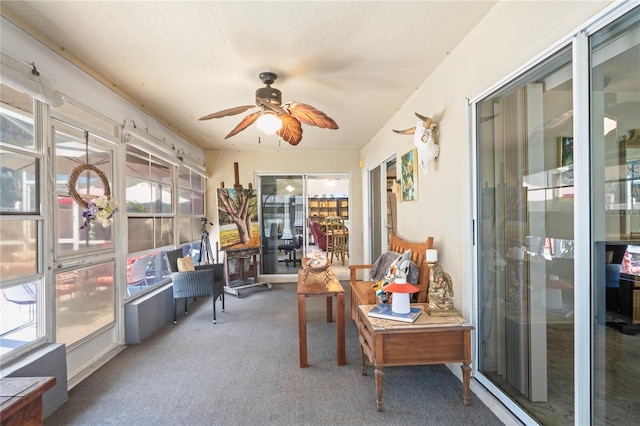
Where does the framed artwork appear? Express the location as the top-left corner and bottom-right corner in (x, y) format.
(557, 136), (573, 167)
(400, 148), (418, 201)
(216, 188), (259, 250)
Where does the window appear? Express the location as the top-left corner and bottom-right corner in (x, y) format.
(177, 165), (206, 249)
(54, 123), (115, 254)
(0, 84), (45, 358)
(125, 146), (175, 297)
(52, 119), (118, 347)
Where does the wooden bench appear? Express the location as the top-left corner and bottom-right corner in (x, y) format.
(348, 231), (434, 320)
(1, 376), (56, 426)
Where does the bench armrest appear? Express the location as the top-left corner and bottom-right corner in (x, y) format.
(348, 264), (373, 282)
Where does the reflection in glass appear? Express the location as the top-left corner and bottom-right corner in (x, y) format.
(127, 217), (154, 253)
(0, 83), (34, 150)
(0, 219), (38, 280)
(0, 150), (38, 213)
(126, 252), (171, 296)
(476, 48), (574, 423)
(55, 262), (115, 347)
(0, 281), (41, 356)
(591, 11), (640, 425)
(260, 176), (304, 274)
(54, 124), (114, 253)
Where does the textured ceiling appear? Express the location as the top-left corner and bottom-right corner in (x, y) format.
(1, 1), (496, 151)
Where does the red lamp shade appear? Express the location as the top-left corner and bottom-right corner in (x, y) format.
(383, 281), (419, 293)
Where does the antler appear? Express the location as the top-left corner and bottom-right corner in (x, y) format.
(393, 113), (435, 134)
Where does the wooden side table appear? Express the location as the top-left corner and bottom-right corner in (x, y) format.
(1, 376), (56, 426)
(356, 304), (474, 411)
(297, 268), (346, 368)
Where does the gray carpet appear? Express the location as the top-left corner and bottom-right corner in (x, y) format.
(45, 282), (504, 426)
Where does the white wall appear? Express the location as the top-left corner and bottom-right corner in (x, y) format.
(206, 149), (362, 263)
(359, 0), (613, 319)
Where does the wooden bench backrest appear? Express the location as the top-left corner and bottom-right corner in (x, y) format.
(388, 230), (434, 301)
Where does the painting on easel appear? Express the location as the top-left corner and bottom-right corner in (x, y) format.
(216, 187), (260, 250)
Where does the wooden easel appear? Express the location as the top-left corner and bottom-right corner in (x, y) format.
(218, 162), (272, 297)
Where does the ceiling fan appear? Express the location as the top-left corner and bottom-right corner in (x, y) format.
(199, 72), (338, 146)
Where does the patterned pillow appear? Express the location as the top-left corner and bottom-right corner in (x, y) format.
(177, 256), (195, 272)
(373, 249), (412, 302)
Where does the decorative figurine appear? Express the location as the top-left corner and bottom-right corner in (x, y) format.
(426, 249), (457, 316)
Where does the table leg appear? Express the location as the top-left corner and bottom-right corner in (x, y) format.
(375, 367), (384, 412)
(326, 296), (333, 322)
(298, 294), (308, 368)
(336, 292), (345, 366)
(461, 361), (471, 406)
(360, 345), (366, 375)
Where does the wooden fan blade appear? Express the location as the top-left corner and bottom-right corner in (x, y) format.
(224, 111), (260, 139)
(277, 114), (303, 146)
(256, 97), (288, 116)
(199, 105), (256, 120)
(285, 102), (339, 129)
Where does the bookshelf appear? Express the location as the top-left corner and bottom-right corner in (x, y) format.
(308, 196), (348, 226)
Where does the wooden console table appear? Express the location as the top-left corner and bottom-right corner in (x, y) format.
(356, 304), (473, 411)
(1, 376), (56, 426)
(297, 268), (346, 368)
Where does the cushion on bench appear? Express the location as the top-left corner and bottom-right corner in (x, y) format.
(348, 231), (434, 320)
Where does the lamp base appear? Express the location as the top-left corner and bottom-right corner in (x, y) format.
(426, 307), (459, 317)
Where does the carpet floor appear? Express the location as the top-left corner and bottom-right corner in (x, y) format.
(45, 282), (504, 426)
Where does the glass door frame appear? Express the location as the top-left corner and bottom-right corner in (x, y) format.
(257, 173), (350, 277)
(469, 3), (637, 425)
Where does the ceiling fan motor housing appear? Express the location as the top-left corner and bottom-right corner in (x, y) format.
(256, 86), (282, 106)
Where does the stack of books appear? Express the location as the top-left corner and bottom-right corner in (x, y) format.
(367, 304), (422, 323)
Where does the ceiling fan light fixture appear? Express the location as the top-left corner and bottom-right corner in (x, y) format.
(256, 112), (282, 135)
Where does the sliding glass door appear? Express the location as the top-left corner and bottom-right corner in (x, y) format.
(259, 175), (304, 275)
(475, 47), (575, 424)
(474, 6), (639, 424)
(590, 11), (640, 425)
(259, 174), (350, 276)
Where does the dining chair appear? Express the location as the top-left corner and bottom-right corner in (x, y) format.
(326, 216), (348, 265)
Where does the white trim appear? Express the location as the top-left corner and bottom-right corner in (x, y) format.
(1, 51), (64, 106)
(122, 120), (181, 166)
(572, 29), (592, 426)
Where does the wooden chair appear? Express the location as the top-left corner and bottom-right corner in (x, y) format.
(166, 248), (225, 324)
(326, 216), (349, 265)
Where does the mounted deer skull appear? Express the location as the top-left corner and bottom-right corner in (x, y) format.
(393, 113), (439, 174)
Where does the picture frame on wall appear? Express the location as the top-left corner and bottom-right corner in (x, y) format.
(401, 148), (418, 201)
(557, 136), (573, 167)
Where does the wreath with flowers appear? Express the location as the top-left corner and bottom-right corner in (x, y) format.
(67, 163), (118, 230)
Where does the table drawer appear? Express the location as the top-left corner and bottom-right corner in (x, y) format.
(356, 308), (374, 361)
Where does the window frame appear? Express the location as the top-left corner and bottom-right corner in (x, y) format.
(0, 88), (47, 362)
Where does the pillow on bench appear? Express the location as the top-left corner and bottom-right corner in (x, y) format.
(371, 249), (419, 303)
(370, 250), (419, 283)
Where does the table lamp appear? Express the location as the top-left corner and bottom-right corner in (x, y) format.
(385, 277), (419, 314)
